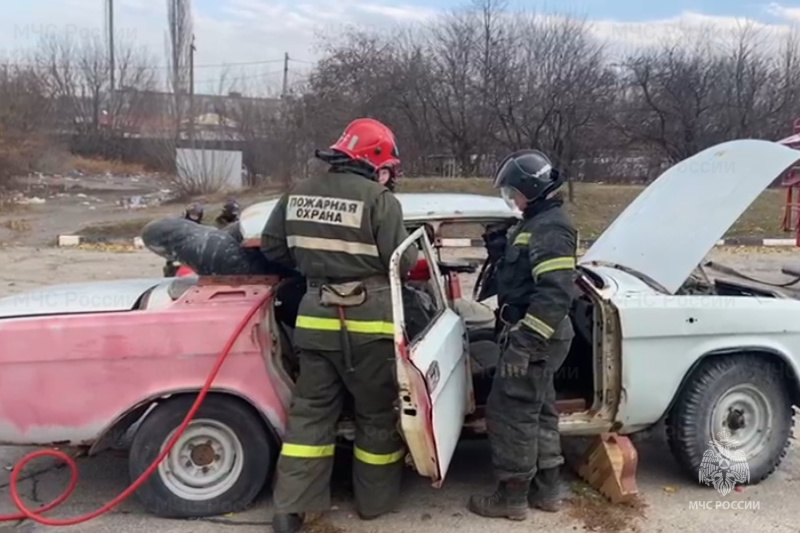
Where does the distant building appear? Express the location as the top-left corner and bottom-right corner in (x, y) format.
(97, 89), (283, 140)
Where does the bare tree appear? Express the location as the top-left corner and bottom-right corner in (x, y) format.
(11, 0), (800, 192)
(751, 28), (800, 139)
(0, 63), (51, 188)
(491, 13), (613, 197)
(167, 0), (193, 94)
(106, 45), (159, 134)
(615, 26), (727, 163)
(414, 0), (512, 175)
(165, 0), (194, 142)
(31, 34), (157, 159)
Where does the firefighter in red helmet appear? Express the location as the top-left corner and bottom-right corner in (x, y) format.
(262, 118), (417, 533)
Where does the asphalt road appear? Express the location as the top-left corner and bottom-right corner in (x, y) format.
(1, 246), (800, 532)
(1, 433), (798, 533)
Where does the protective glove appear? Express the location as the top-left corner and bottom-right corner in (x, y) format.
(498, 326), (546, 378)
(499, 342), (530, 378)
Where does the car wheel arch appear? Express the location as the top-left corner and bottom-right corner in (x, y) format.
(660, 346), (800, 423)
(88, 389), (281, 456)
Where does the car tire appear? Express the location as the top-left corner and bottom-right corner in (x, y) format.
(666, 354), (794, 485)
(129, 395), (275, 518)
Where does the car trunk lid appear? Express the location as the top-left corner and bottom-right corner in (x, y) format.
(580, 140), (800, 294)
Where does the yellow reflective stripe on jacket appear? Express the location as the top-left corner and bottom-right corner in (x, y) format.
(354, 446), (405, 465)
(281, 443), (336, 458)
(295, 315), (395, 335)
(532, 256), (576, 280)
(287, 235), (379, 257)
(513, 232), (531, 246)
(522, 313), (555, 339)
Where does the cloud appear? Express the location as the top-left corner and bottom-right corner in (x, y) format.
(3, 1), (800, 94)
(590, 9), (800, 58)
(766, 2), (800, 22)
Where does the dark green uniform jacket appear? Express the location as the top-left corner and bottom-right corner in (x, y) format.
(261, 171), (418, 350)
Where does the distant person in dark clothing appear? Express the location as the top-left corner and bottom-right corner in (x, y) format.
(215, 197), (240, 228)
(183, 203), (204, 224)
(164, 203), (205, 276)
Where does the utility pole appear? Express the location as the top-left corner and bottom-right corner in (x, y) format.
(281, 52), (289, 98)
(107, 0), (115, 92)
(280, 52), (291, 187)
(189, 34), (196, 146)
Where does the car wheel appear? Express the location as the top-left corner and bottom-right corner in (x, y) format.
(666, 354), (794, 485)
(129, 395), (275, 518)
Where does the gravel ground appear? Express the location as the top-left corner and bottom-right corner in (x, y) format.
(1, 245), (799, 532)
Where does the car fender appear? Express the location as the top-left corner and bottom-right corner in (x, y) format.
(618, 333), (800, 432)
(88, 387), (284, 456)
(602, 285), (800, 433)
(660, 343), (800, 421)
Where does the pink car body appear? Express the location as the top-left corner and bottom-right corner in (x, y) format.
(0, 277), (289, 451)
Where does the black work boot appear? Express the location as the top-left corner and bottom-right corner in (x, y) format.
(467, 480), (529, 520)
(272, 513), (304, 533)
(357, 510), (386, 521)
(528, 468), (569, 512)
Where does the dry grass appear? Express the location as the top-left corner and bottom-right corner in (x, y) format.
(67, 155), (150, 176)
(0, 199), (29, 215)
(73, 178), (789, 241)
(2, 219), (31, 232)
(400, 178), (787, 238)
(78, 217), (155, 240)
(76, 242), (140, 253)
(78, 214), (228, 240)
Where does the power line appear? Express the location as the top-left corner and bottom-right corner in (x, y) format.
(0, 57), (315, 70)
(193, 70), (310, 85)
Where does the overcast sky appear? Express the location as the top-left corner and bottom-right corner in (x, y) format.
(4, 0), (800, 94)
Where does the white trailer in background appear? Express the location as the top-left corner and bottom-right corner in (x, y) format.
(176, 148), (243, 192)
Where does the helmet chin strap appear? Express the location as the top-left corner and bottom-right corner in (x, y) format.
(329, 161), (377, 180)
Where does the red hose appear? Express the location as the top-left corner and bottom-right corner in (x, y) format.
(0, 292), (271, 526)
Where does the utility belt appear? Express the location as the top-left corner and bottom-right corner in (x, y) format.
(309, 275), (389, 373)
(306, 275), (388, 291)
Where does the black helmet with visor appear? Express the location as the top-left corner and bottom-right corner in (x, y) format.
(493, 149), (563, 210)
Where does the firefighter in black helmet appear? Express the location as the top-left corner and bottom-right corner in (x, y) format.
(468, 149), (577, 521)
(163, 203), (205, 276)
(216, 197), (240, 228)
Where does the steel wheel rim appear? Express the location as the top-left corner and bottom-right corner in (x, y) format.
(710, 384), (773, 461)
(158, 418), (244, 501)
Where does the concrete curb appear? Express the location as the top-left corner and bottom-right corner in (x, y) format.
(56, 235), (799, 249)
(58, 235), (145, 248)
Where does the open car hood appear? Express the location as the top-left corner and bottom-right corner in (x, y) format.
(0, 278), (165, 318)
(239, 192), (519, 242)
(580, 139), (800, 294)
